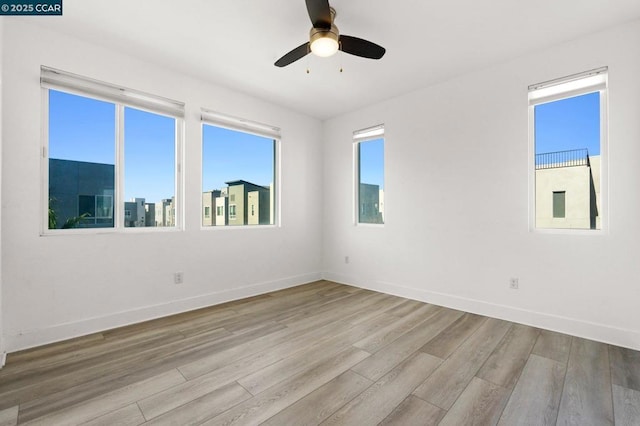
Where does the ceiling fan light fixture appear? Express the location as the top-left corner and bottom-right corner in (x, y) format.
(311, 36), (339, 57)
(309, 27), (339, 57)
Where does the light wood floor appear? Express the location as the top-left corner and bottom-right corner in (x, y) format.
(1, 281), (639, 425)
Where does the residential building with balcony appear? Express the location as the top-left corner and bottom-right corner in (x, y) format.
(535, 148), (601, 229)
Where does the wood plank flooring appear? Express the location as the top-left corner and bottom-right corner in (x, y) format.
(0, 280), (639, 425)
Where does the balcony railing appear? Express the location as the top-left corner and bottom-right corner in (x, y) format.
(535, 148), (590, 170)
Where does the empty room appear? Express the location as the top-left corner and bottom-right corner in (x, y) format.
(1, 0), (639, 424)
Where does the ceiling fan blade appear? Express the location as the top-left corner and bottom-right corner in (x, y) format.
(274, 42), (310, 67)
(305, 0), (332, 29)
(339, 35), (386, 60)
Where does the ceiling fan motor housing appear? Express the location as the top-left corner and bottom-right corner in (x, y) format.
(308, 5), (338, 57)
(309, 6), (339, 57)
(309, 25), (339, 45)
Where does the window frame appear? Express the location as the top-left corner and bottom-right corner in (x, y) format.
(41, 67), (185, 235)
(528, 68), (608, 234)
(353, 124), (385, 226)
(200, 109), (281, 230)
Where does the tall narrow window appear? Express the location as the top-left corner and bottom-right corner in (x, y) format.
(529, 68), (607, 231)
(354, 125), (385, 225)
(124, 107), (176, 228)
(201, 109), (279, 227)
(42, 66), (184, 232)
(553, 191), (566, 218)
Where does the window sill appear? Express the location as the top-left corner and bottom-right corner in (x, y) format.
(40, 226), (183, 236)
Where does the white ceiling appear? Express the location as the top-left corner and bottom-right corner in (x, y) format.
(27, 0), (640, 120)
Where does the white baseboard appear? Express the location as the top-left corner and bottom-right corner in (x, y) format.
(9, 271), (639, 354)
(323, 272), (640, 351)
(0, 351), (6, 369)
(5, 272), (322, 353)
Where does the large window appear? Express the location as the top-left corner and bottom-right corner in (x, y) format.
(201, 110), (279, 227)
(529, 68), (607, 231)
(354, 125), (385, 225)
(43, 67), (184, 232)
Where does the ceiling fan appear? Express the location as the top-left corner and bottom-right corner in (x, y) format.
(274, 0), (386, 67)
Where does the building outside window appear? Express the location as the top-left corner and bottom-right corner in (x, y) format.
(529, 68), (607, 231)
(43, 67), (184, 232)
(201, 110), (279, 227)
(354, 125), (385, 225)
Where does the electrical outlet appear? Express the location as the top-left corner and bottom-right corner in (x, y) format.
(345, 256), (350, 264)
(509, 278), (519, 289)
(174, 272), (184, 285)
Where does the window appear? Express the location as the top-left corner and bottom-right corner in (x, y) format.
(43, 67), (184, 232)
(354, 125), (385, 225)
(78, 194), (114, 226)
(553, 191), (566, 218)
(123, 107), (176, 228)
(48, 91), (115, 229)
(204, 206), (211, 218)
(529, 68), (607, 231)
(201, 109), (279, 227)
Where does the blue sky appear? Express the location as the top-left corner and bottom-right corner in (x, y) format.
(49, 90), (274, 202)
(202, 124), (274, 191)
(49, 90), (115, 165)
(50, 89), (598, 202)
(50, 90), (274, 204)
(535, 91), (600, 155)
(360, 138), (385, 190)
(49, 90), (176, 203)
(124, 107), (175, 203)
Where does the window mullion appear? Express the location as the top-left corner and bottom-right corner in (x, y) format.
(115, 103), (125, 230)
(177, 119), (184, 229)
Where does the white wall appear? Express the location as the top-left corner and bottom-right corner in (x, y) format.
(3, 18), (639, 355)
(323, 20), (640, 350)
(0, 17), (5, 365)
(1, 20), (323, 352)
